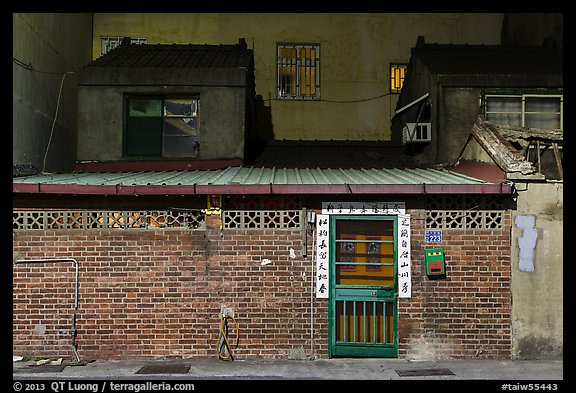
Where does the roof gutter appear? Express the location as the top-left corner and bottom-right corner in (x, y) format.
(13, 182), (512, 195)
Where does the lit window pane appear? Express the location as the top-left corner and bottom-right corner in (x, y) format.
(390, 64), (407, 93)
(277, 44), (320, 99)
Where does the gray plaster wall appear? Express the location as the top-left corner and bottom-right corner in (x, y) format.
(439, 88), (482, 165)
(77, 83), (247, 161)
(511, 182), (563, 359)
(13, 13), (93, 173)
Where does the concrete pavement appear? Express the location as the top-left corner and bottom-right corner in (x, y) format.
(13, 357), (563, 381)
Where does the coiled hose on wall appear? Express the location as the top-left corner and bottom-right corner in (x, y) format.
(217, 314), (239, 361)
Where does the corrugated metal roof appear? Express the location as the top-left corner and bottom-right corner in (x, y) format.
(13, 167), (511, 195)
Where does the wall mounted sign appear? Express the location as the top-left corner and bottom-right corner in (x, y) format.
(316, 203), (411, 298)
(425, 230), (442, 243)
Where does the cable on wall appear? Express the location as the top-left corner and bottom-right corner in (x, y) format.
(13, 57), (76, 173)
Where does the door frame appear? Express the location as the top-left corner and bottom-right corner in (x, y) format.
(328, 214), (399, 358)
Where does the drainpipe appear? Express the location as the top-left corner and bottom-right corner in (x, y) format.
(14, 258), (81, 362)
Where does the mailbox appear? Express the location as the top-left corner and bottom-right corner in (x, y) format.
(424, 248), (446, 277)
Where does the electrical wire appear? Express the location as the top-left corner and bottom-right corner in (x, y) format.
(262, 92), (392, 104)
(13, 57), (77, 75)
(13, 56), (76, 173)
(217, 314), (239, 361)
(43, 71), (74, 173)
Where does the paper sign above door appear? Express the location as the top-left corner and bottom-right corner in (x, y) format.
(322, 202), (405, 215)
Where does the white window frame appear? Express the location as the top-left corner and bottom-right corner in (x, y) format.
(484, 93), (563, 130)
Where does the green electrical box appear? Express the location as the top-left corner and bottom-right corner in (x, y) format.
(424, 248), (446, 277)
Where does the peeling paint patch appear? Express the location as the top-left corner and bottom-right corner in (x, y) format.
(515, 215), (537, 272)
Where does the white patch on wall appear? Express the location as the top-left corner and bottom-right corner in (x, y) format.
(398, 213), (412, 298)
(315, 214), (329, 298)
(322, 202), (405, 215)
(515, 215), (538, 272)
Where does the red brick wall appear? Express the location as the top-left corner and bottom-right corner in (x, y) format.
(13, 215), (326, 360)
(13, 208), (511, 360)
(398, 209), (512, 359)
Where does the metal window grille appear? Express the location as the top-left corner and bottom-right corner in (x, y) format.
(277, 43), (320, 100)
(425, 196), (505, 230)
(13, 210), (205, 230)
(390, 64), (407, 94)
(223, 210), (302, 230)
(101, 36), (147, 56)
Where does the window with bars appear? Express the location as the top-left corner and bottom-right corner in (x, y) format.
(390, 64), (407, 94)
(277, 43), (320, 100)
(101, 36), (147, 56)
(483, 93), (563, 130)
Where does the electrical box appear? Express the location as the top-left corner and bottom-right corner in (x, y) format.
(424, 248), (446, 277)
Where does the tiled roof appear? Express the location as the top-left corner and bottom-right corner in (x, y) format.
(412, 42), (562, 76)
(89, 40), (253, 69)
(251, 140), (427, 168)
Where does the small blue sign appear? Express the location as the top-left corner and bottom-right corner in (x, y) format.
(425, 230), (442, 243)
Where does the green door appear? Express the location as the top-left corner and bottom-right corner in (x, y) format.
(328, 215), (398, 357)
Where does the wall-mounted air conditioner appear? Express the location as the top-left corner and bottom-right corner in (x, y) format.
(402, 122), (431, 144)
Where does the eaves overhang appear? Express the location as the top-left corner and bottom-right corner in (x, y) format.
(13, 167), (513, 196)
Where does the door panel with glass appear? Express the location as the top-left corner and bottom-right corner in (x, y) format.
(329, 216), (398, 357)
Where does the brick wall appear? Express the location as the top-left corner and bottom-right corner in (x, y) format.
(13, 207), (511, 360)
(13, 215), (326, 360)
(398, 208), (512, 359)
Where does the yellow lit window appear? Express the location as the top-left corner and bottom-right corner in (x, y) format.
(277, 44), (320, 100)
(390, 64), (407, 94)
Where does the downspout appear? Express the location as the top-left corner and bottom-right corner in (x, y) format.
(14, 258), (81, 362)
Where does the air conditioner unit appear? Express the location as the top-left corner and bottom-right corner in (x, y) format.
(402, 122), (431, 144)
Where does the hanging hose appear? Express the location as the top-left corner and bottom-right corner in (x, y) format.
(217, 314), (239, 361)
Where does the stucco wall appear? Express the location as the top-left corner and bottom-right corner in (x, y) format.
(13, 13), (93, 173)
(439, 88), (482, 164)
(91, 13), (503, 141)
(511, 182), (563, 359)
(77, 84), (247, 161)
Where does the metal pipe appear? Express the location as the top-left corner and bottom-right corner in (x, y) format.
(14, 258), (81, 362)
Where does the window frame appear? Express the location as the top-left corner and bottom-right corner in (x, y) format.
(276, 43), (320, 100)
(390, 63), (408, 94)
(123, 94), (200, 159)
(482, 92), (563, 130)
